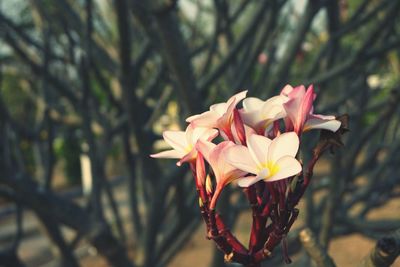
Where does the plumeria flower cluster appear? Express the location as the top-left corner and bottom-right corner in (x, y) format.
(151, 85), (345, 266)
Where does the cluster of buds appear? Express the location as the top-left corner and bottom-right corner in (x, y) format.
(151, 85), (347, 266)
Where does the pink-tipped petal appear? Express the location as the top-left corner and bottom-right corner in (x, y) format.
(280, 84), (294, 96)
(230, 90), (248, 106)
(225, 169), (248, 185)
(209, 141), (239, 184)
(290, 85), (306, 98)
(244, 125), (256, 140)
(284, 100), (301, 133)
(297, 85), (315, 132)
(224, 145), (258, 174)
(206, 129), (220, 141)
(177, 149), (197, 166)
(268, 132), (299, 163)
(233, 109), (246, 145)
(267, 156), (302, 182)
(196, 153), (206, 186)
(195, 140), (216, 163)
(222, 91), (248, 125)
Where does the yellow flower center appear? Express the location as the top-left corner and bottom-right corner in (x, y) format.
(259, 161), (280, 178)
(185, 144), (193, 153)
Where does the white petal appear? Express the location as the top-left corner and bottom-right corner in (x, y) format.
(280, 84), (294, 96)
(210, 102), (228, 116)
(210, 141), (235, 183)
(163, 131), (187, 151)
(266, 95), (289, 106)
(304, 116), (341, 132)
(244, 125), (256, 140)
(268, 132), (299, 163)
(240, 110), (261, 129)
(267, 156), (302, 182)
(237, 175), (263, 187)
(242, 97), (264, 112)
(189, 126), (218, 144)
(186, 113), (200, 122)
(311, 114), (336, 120)
(247, 134), (272, 166)
(258, 168), (270, 179)
(185, 124), (195, 145)
(229, 90), (248, 106)
(261, 99), (287, 120)
(224, 145), (258, 174)
(150, 149), (184, 159)
(186, 111), (220, 128)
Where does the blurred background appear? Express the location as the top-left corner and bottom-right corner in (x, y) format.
(0, 0), (400, 266)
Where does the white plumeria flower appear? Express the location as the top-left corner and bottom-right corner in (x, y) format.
(186, 91), (247, 131)
(150, 124), (218, 166)
(240, 95), (288, 135)
(224, 132), (302, 187)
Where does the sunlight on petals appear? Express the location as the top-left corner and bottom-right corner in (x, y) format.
(223, 145), (259, 174)
(186, 90), (248, 131)
(240, 95), (288, 134)
(225, 133), (301, 187)
(247, 134), (272, 167)
(267, 156), (302, 182)
(197, 140), (247, 209)
(150, 124), (218, 166)
(150, 149), (184, 159)
(267, 132), (299, 163)
(304, 114), (341, 132)
(163, 131), (187, 151)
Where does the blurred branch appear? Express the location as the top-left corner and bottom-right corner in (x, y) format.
(198, 1), (270, 93)
(267, 0), (320, 94)
(2, 31), (80, 104)
(309, 1), (400, 85)
(0, 173), (135, 267)
(358, 229), (400, 267)
(299, 228), (336, 267)
(36, 211), (81, 267)
(132, 1), (201, 115)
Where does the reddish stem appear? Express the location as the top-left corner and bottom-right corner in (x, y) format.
(244, 186), (263, 253)
(215, 213), (248, 254)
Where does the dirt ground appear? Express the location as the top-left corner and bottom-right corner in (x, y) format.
(1, 161), (399, 267)
(3, 190), (397, 267)
(168, 197), (400, 267)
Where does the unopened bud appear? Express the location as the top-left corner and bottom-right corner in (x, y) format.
(206, 175), (213, 195)
(198, 197), (204, 207)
